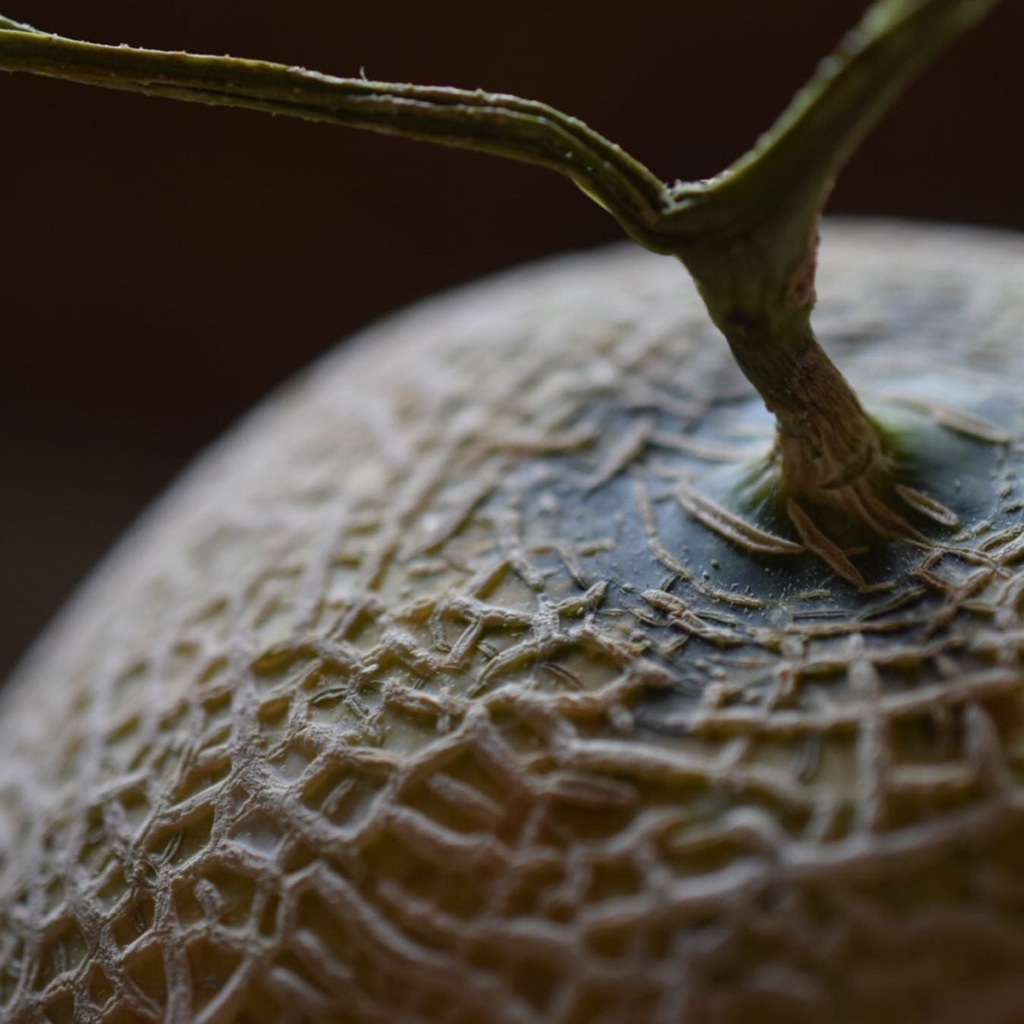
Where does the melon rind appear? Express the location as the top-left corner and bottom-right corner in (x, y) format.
(3, 222), (1024, 1023)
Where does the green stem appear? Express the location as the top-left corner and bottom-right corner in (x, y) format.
(0, 17), (672, 252)
(0, 16), (35, 31)
(0, 0), (1004, 545)
(674, 0), (1003, 330)
(0, 1), (1000, 267)
(669, 0), (1001, 538)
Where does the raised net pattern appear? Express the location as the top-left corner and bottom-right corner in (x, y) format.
(2, 225), (1024, 1023)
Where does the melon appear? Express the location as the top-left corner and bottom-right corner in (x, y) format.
(2, 222), (1024, 1023)
(2, 1), (1020, 1020)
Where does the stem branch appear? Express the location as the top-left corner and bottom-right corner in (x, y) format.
(0, 0), (1005, 554)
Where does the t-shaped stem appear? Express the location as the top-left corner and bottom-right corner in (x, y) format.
(0, 0), (1004, 551)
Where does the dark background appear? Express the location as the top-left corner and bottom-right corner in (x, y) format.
(2, 0), (1023, 680)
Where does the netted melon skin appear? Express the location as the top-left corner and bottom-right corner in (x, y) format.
(3, 223), (1024, 1023)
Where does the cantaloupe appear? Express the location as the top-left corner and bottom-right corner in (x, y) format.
(2, 222), (1024, 1023)
(3, 1), (1021, 1020)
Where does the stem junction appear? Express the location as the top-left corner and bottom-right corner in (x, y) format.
(0, 0), (1004, 579)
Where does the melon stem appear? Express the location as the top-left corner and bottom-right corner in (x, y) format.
(677, 225), (907, 548)
(0, 0), (1004, 550)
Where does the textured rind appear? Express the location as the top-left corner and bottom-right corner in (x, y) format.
(2, 222), (1024, 1023)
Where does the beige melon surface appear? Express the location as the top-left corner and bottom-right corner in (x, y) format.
(2, 222), (1024, 1023)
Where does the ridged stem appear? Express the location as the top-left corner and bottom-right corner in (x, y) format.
(0, 0), (1004, 540)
